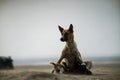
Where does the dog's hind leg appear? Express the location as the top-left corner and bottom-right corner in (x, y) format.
(84, 61), (92, 70)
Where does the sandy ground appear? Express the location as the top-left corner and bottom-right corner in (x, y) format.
(0, 62), (120, 80)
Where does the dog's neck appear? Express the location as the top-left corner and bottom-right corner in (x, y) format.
(65, 37), (77, 50)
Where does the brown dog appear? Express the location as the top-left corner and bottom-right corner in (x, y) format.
(51, 24), (92, 74)
(50, 62), (65, 73)
(57, 24), (83, 70)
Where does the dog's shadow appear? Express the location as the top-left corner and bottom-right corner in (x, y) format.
(63, 72), (108, 76)
(92, 73), (109, 76)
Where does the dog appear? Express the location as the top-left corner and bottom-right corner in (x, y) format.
(50, 62), (65, 73)
(57, 24), (83, 69)
(50, 24), (92, 74)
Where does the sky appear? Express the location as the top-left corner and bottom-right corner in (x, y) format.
(0, 0), (120, 60)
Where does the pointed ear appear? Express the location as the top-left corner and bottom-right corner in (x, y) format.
(50, 62), (56, 66)
(69, 24), (73, 33)
(58, 25), (64, 34)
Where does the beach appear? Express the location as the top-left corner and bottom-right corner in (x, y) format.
(0, 61), (120, 80)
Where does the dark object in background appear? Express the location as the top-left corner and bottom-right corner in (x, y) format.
(0, 56), (14, 69)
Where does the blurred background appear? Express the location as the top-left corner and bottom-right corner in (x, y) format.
(0, 0), (120, 65)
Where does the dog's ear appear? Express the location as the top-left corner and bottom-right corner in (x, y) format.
(58, 25), (64, 34)
(50, 62), (56, 66)
(69, 24), (74, 33)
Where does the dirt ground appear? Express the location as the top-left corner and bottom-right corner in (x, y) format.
(0, 62), (120, 80)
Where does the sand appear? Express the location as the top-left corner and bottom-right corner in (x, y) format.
(0, 62), (120, 80)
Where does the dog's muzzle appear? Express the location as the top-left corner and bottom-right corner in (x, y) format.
(60, 37), (67, 42)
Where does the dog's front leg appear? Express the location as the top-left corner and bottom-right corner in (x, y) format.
(57, 52), (64, 63)
(57, 57), (63, 64)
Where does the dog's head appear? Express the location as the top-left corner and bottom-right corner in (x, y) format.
(50, 62), (64, 73)
(58, 24), (74, 42)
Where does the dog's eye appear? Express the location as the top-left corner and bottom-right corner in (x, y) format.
(64, 33), (68, 36)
